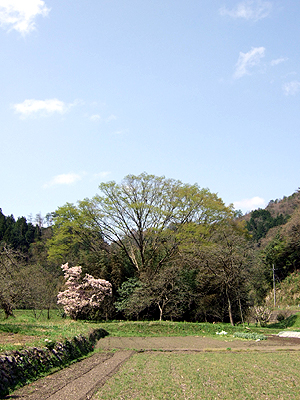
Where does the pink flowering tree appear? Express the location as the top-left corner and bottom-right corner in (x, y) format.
(57, 263), (112, 320)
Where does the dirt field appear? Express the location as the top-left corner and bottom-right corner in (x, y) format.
(96, 334), (300, 352)
(5, 335), (300, 400)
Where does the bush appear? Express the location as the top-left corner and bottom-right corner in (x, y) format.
(277, 313), (286, 322)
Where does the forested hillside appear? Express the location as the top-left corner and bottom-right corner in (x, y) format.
(1, 175), (300, 324)
(0, 210), (41, 254)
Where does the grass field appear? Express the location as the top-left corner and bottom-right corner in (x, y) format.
(0, 309), (299, 353)
(0, 310), (102, 352)
(1, 311), (300, 399)
(94, 351), (300, 400)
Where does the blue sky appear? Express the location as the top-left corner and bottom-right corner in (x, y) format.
(1, 0), (300, 220)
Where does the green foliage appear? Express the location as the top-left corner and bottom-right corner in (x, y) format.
(233, 332), (267, 340)
(189, 220), (253, 325)
(47, 173), (242, 323)
(246, 209), (289, 242)
(277, 313), (286, 322)
(0, 209), (41, 254)
(261, 209), (300, 283)
(8, 174), (300, 323)
(268, 314), (299, 329)
(96, 320), (279, 337)
(92, 172), (233, 273)
(114, 277), (142, 314)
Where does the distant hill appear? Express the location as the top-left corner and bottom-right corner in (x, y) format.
(243, 189), (300, 243)
(265, 271), (300, 307)
(265, 190), (300, 217)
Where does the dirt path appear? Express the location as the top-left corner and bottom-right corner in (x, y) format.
(5, 335), (300, 400)
(96, 334), (300, 352)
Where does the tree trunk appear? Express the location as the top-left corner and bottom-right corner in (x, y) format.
(0, 297), (14, 318)
(226, 286), (234, 326)
(158, 304), (163, 321)
(238, 297), (244, 326)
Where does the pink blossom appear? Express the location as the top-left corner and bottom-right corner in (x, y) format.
(57, 263), (112, 319)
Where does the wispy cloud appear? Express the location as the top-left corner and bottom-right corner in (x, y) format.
(113, 130), (127, 135)
(88, 113), (117, 122)
(233, 196), (266, 212)
(219, 1), (272, 21)
(43, 173), (83, 189)
(92, 171), (111, 180)
(270, 57), (287, 66)
(234, 46), (265, 78)
(106, 114), (117, 122)
(0, 0), (50, 35)
(13, 98), (75, 118)
(90, 114), (101, 121)
(282, 81), (300, 96)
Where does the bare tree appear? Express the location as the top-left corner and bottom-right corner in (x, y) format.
(0, 245), (23, 317)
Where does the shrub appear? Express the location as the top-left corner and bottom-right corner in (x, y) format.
(277, 313), (286, 322)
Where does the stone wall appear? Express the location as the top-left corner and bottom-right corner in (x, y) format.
(0, 328), (108, 398)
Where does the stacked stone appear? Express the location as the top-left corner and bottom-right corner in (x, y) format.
(0, 328), (108, 397)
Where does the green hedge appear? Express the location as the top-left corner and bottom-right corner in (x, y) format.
(0, 328), (108, 397)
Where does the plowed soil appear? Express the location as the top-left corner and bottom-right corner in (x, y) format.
(5, 335), (300, 400)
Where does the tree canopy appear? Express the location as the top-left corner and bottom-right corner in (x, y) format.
(5, 173), (300, 324)
(81, 172), (233, 275)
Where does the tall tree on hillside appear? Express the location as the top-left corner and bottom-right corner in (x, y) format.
(80, 173), (232, 276)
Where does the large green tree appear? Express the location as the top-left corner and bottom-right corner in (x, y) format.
(47, 173), (236, 321)
(81, 172), (232, 276)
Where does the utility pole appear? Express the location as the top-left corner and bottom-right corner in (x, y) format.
(272, 263), (276, 307)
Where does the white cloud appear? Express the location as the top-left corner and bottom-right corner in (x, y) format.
(282, 81), (300, 96)
(234, 46), (265, 79)
(106, 114), (117, 122)
(43, 173), (83, 189)
(112, 129), (128, 135)
(0, 0), (50, 35)
(270, 57), (287, 66)
(233, 196), (266, 212)
(219, 1), (272, 21)
(92, 171), (111, 180)
(90, 114), (101, 121)
(13, 98), (73, 117)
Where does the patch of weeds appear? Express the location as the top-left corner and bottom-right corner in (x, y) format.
(233, 332), (267, 340)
